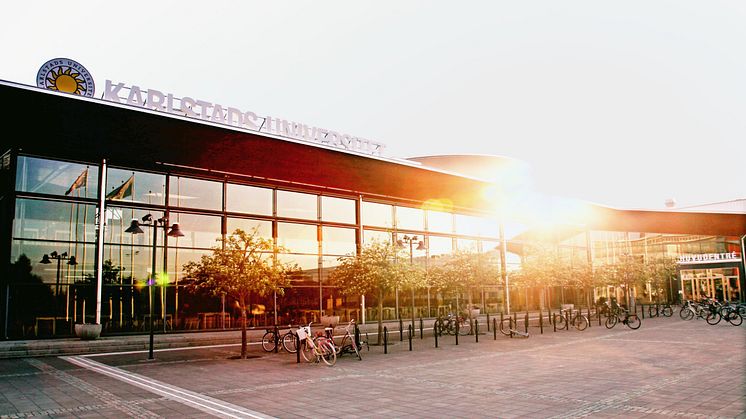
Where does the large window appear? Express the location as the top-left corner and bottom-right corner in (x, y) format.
(277, 190), (317, 220)
(169, 212), (222, 249)
(396, 206), (424, 231)
(428, 236), (453, 257)
(106, 168), (165, 205)
(364, 229), (392, 245)
(226, 184), (273, 216)
(16, 156), (99, 199)
(362, 201), (393, 228)
(427, 210), (453, 234)
(322, 226), (356, 256)
(169, 176), (223, 211)
(14, 199), (96, 242)
(277, 222), (318, 254)
(321, 196), (355, 224)
(226, 218), (272, 240)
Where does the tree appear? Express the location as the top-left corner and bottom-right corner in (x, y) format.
(428, 250), (499, 314)
(182, 228), (299, 359)
(8, 254), (55, 333)
(329, 241), (414, 344)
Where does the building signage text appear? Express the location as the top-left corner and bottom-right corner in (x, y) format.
(102, 80), (385, 156)
(677, 252), (740, 264)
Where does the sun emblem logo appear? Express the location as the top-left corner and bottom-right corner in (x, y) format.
(36, 58), (95, 97)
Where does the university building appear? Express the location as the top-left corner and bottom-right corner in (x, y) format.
(1, 76), (744, 340)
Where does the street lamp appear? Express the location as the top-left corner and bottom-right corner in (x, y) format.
(125, 214), (184, 360)
(397, 235), (426, 327)
(40, 251), (78, 315)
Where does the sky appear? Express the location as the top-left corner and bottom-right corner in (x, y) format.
(2, 1), (744, 210)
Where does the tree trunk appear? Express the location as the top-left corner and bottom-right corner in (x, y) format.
(241, 307), (247, 359)
(377, 287), (384, 345)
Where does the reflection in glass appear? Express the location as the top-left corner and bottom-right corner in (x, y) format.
(321, 256), (343, 284)
(427, 210), (453, 233)
(277, 222), (318, 254)
(396, 206), (424, 231)
(14, 199), (96, 242)
(364, 229), (392, 245)
(226, 184), (273, 215)
(106, 168), (165, 205)
(362, 201), (393, 228)
(102, 245), (164, 285)
(15, 156), (99, 199)
(322, 226), (356, 255)
(226, 218), (272, 240)
(481, 240), (501, 253)
(277, 254), (319, 286)
(428, 236), (453, 257)
(457, 239), (478, 252)
(105, 207), (165, 245)
(277, 190), (317, 220)
(169, 176), (223, 210)
(321, 196), (356, 224)
(169, 212), (222, 249)
(11, 241), (95, 286)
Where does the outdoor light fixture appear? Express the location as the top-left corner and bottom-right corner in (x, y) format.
(125, 214), (184, 360)
(40, 251), (78, 312)
(398, 235), (427, 326)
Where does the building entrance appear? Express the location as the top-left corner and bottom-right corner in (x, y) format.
(680, 268), (741, 302)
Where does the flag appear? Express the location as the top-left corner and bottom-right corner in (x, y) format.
(65, 169), (88, 195)
(106, 175), (134, 200)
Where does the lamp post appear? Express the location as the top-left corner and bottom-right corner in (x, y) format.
(40, 251), (78, 316)
(398, 235), (426, 327)
(125, 214), (184, 360)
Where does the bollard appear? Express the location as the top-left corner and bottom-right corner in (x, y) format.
(434, 322), (439, 348)
(641, 304), (645, 319)
(525, 312), (529, 334)
(587, 307), (592, 328)
(296, 332), (301, 364)
(455, 320), (459, 345)
(487, 312), (491, 331)
(475, 319), (479, 343)
(553, 313), (557, 332)
(500, 312), (504, 330)
(399, 318), (404, 342)
(493, 318), (497, 340)
(355, 323), (360, 348)
(513, 312), (518, 335)
(408, 324), (413, 351)
(420, 317), (424, 339)
(598, 308), (602, 326)
(274, 325), (279, 353)
(384, 326), (389, 354)
(539, 310), (543, 334)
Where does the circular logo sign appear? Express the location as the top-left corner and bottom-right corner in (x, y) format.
(36, 58), (95, 97)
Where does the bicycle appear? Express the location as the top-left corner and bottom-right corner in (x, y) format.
(295, 322), (336, 366)
(261, 325), (297, 353)
(434, 313), (471, 336)
(322, 319), (365, 360)
(554, 309), (589, 331)
(605, 307), (641, 330)
(647, 302), (673, 318)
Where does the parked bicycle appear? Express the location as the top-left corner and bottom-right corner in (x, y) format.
(647, 302), (673, 318)
(295, 322), (336, 366)
(605, 307), (641, 330)
(261, 325), (297, 353)
(555, 308), (589, 331)
(322, 319), (366, 360)
(434, 313), (471, 336)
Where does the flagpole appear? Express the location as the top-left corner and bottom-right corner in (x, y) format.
(95, 160), (107, 325)
(81, 172), (89, 327)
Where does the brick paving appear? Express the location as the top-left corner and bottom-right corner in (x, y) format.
(0, 316), (744, 418)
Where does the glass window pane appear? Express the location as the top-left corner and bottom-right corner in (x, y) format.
(504, 220), (528, 241)
(277, 190), (317, 220)
(481, 240), (501, 254)
(102, 244), (164, 284)
(16, 156), (99, 199)
(105, 207), (165, 246)
(226, 218), (272, 240)
(396, 206), (424, 231)
(322, 226), (356, 255)
(321, 196), (355, 224)
(427, 210), (453, 233)
(364, 230), (392, 245)
(169, 212), (222, 249)
(226, 184), (272, 215)
(457, 239), (478, 252)
(106, 168), (165, 205)
(321, 256), (343, 285)
(362, 201), (393, 228)
(169, 176), (222, 211)
(455, 214), (482, 236)
(428, 236), (453, 257)
(14, 199), (96, 242)
(11, 240), (95, 286)
(167, 248), (212, 286)
(277, 254), (319, 286)
(277, 222), (318, 254)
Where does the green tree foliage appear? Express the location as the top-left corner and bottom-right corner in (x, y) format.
(427, 250), (500, 312)
(182, 228), (299, 359)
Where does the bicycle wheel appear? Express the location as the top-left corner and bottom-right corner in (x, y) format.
(605, 315), (618, 329)
(457, 318), (471, 336)
(499, 318), (513, 336)
(706, 311), (721, 325)
(574, 315), (588, 331)
(681, 308), (694, 321)
(299, 340), (315, 363)
(726, 312), (743, 326)
(625, 315), (641, 330)
(318, 340), (337, 366)
(282, 332), (298, 353)
(261, 331), (276, 352)
(555, 314), (567, 330)
(661, 305), (673, 317)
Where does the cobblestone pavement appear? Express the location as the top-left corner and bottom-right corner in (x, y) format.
(0, 316), (743, 418)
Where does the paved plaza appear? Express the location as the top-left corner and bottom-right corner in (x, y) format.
(0, 315), (744, 418)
